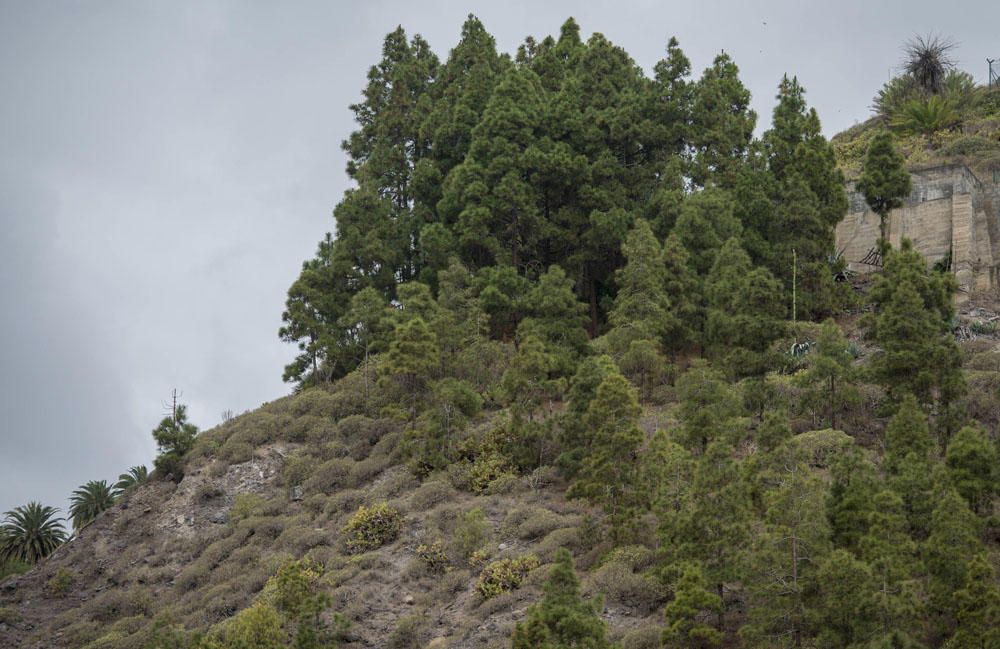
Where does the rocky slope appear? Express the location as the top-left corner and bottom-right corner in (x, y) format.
(0, 384), (671, 649)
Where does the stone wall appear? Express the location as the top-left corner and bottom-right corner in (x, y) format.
(835, 164), (1000, 299)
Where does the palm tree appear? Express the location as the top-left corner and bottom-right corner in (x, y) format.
(68, 480), (116, 531)
(0, 502), (67, 564)
(112, 465), (149, 497)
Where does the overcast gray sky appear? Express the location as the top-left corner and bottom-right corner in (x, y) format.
(0, 1), (996, 518)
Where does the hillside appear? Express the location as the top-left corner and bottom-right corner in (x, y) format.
(832, 85), (1000, 181)
(4, 18), (1000, 649)
(0, 382), (669, 649)
(4, 304), (1000, 648)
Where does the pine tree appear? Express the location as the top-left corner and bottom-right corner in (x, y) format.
(663, 562), (723, 649)
(883, 394), (933, 474)
(422, 15), (505, 177)
(338, 287), (391, 401)
(945, 425), (997, 514)
(409, 378), (482, 476)
(606, 219), (673, 348)
(446, 65), (549, 269)
(567, 371), (644, 542)
(859, 490), (924, 641)
(857, 131), (912, 250)
(152, 403), (199, 479)
(666, 439), (752, 628)
(813, 550), (878, 648)
(280, 234), (355, 386)
(661, 232), (701, 353)
(380, 317), (439, 425)
(511, 549), (612, 649)
(672, 189), (741, 277)
(704, 238), (785, 377)
(517, 265), (589, 376)
(923, 488), (983, 639)
(393, 281), (441, 326)
(826, 446), (879, 553)
(601, 219), (673, 393)
(948, 554), (1000, 649)
(557, 355), (617, 478)
(865, 241), (964, 429)
(888, 451), (938, 540)
(759, 76), (848, 318)
(674, 360), (741, 453)
(796, 319), (857, 430)
(500, 335), (558, 422)
(642, 430), (693, 526)
(741, 463), (831, 648)
(688, 53), (755, 188)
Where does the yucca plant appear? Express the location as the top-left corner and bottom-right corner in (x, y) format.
(68, 480), (116, 531)
(112, 465), (149, 497)
(0, 502), (67, 564)
(891, 95), (959, 135)
(903, 34), (955, 95)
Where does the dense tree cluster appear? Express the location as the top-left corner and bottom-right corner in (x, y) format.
(279, 15), (850, 388)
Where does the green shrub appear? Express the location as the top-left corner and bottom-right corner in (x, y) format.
(323, 488), (366, 517)
(502, 505), (570, 541)
(336, 415), (378, 442)
(341, 502), (402, 554)
(304, 458), (353, 494)
(469, 450), (517, 493)
(536, 527), (584, 562)
(84, 586), (153, 623)
(408, 478), (457, 511)
(230, 493), (266, 521)
(621, 625), (662, 649)
(387, 614), (429, 649)
(218, 440), (254, 465)
(451, 507), (491, 563)
(0, 559), (29, 581)
(600, 545), (656, 571)
(0, 607), (21, 625)
(590, 559), (661, 610)
(79, 616), (147, 649)
(46, 567), (75, 598)
(484, 472), (521, 495)
(475, 555), (539, 599)
(290, 387), (341, 418)
(194, 483), (224, 502)
(276, 524), (329, 555)
(349, 454), (392, 487)
(415, 540), (450, 574)
(970, 320), (998, 335)
(282, 451), (320, 487)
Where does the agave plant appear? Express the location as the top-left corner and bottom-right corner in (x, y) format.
(0, 502), (67, 564)
(891, 95), (960, 135)
(68, 480), (117, 531)
(112, 465), (149, 497)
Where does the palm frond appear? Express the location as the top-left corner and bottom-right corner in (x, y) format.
(0, 502), (67, 564)
(68, 480), (116, 531)
(112, 465), (149, 497)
